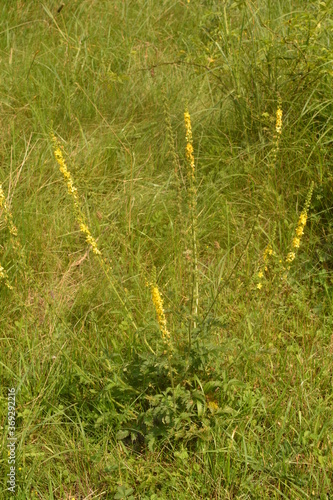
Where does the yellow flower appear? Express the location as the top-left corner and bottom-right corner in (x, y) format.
(276, 107), (283, 135)
(0, 185), (5, 207)
(298, 212), (307, 227)
(296, 226), (304, 237)
(286, 252), (295, 263)
(256, 242), (274, 291)
(79, 222), (89, 233)
(184, 110), (195, 178)
(207, 400), (219, 413)
(52, 140), (79, 204)
(292, 237), (300, 249)
(186, 143), (194, 156)
(263, 244), (273, 261)
(184, 111), (192, 143)
(150, 283), (170, 342)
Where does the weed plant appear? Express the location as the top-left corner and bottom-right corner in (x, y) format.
(0, 1), (333, 499)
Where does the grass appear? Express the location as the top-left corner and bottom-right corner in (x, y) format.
(0, 0), (332, 498)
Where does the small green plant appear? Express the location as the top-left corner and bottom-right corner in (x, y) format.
(101, 316), (239, 452)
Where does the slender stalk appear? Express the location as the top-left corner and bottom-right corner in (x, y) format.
(284, 182), (314, 272)
(51, 133), (137, 330)
(184, 109), (199, 335)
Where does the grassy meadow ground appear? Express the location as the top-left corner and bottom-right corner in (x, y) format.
(0, 0), (333, 498)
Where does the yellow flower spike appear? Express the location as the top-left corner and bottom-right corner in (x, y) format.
(271, 95), (283, 167)
(184, 108), (199, 330)
(285, 182), (314, 271)
(275, 107), (283, 135)
(184, 111), (192, 143)
(51, 133), (103, 259)
(150, 282), (171, 344)
(256, 283), (263, 290)
(51, 131), (138, 332)
(184, 112), (195, 178)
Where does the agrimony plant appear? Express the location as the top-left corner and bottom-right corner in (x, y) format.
(285, 182), (314, 269)
(51, 133), (136, 330)
(184, 109), (199, 334)
(271, 95), (283, 168)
